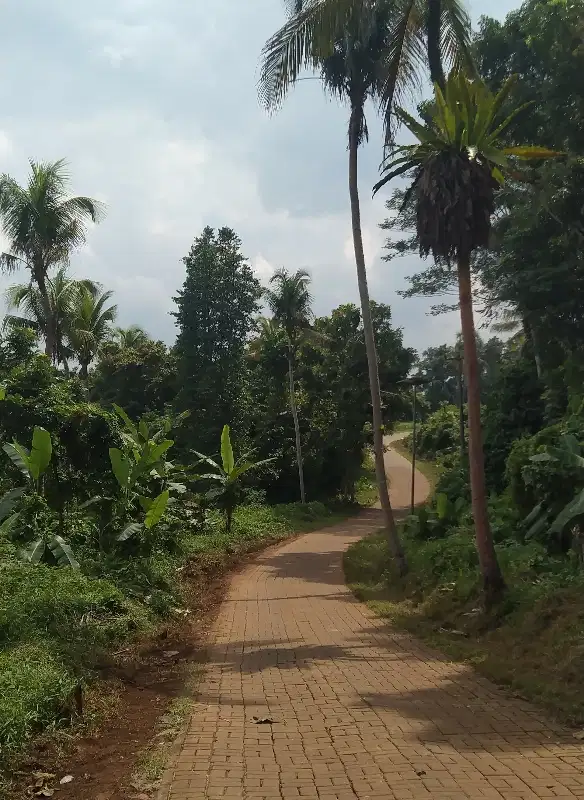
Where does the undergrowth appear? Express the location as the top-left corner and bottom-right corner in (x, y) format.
(344, 526), (584, 726)
(0, 500), (339, 775)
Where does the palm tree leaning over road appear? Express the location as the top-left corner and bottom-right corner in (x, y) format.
(0, 159), (104, 360)
(265, 268), (314, 504)
(260, 0), (472, 573)
(374, 71), (559, 601)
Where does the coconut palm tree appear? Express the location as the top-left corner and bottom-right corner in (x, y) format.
(5, 267), (98, 371)
(68, 286), (118, 378)
(0, 159), (104, 359)
(374, 71), (559, 600)
(265, 269), (314, 504)
(266, 0), (474, 111)
(248, 317), (286, 361)
(112, 324), (150, 349)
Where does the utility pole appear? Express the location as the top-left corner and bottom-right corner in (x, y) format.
(446, 355), (466, 462)
(398, 375), (430, 514)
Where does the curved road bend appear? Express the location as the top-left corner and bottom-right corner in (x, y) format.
(159, 437), (584, 800)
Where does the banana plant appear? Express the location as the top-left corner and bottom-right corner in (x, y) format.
(1, 426), (78, 567)
(3, 426), (52, 493)
(523, 434), (584, 552)
(87, 407), (188, 550)
(195, 425), (274, 532)
(405, 492), (465, 540)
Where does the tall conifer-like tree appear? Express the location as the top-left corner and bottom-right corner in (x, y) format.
(173, 227), (263, 454)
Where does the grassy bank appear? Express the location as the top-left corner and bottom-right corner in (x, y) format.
(391, 436), (441, 488)
(345, 526), (584, 726)
(0, 500), (341, 781)
(355, 451), (378, 506)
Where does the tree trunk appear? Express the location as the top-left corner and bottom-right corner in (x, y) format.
(457, 254), (505, 602)
(34, 266), (55, 361)
(348, 104), (406, 575)
(530, 321), (543, 379)
(288, 350), (306, 504)
(80, 361), (89, 379)
(427, 0), (445, 89)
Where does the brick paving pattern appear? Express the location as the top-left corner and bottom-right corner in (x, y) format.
(160, 443), (584, 799)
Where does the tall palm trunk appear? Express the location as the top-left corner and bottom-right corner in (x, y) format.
(287, 347), (306, 504)
(348, 105), (406, 575)
(457, 254), (505, 602)
(427, 0), (445, 88)
(34, 266), (55, 361)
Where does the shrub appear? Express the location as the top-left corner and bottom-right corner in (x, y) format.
(414, 405), (462, 459)
(506, 422), (579, 514)
(483, 356), (544, 491)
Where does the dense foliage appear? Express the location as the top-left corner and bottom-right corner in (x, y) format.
(0, 211), (412, 767)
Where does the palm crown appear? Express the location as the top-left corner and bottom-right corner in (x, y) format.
(265, 268), (313, 349)
(260, 0), (474, 143)
(374, 71), (560, 259)
(0, 159), (103, 275)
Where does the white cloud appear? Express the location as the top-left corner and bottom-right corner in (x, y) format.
(0, 0), (515, 355)
(252, 254), (275, 284)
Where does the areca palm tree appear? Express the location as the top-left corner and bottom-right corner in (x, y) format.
(261, 0), (472, 571)
(68, 286), (118, 378)
(0, 159), (104, 359)
(374, 71), (559, 600)
(5, 267), (98, 370)
(265, 269), (314, 504)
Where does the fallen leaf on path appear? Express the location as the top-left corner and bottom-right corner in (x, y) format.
(252, 716), (276, 724)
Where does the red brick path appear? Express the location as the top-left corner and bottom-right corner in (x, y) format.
(159, 444), (584, 799)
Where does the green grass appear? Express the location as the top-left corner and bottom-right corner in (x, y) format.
(0, 500), (342, 775)
(393, 421), (414, 433)
(391, 436), (441, 489)
(355, 451), (378, 506)
(344, 526), (584, 726)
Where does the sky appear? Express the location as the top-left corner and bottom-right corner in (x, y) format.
(0, 0), (520, 355)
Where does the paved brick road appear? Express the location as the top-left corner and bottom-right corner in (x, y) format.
(160, 441), (584, 799)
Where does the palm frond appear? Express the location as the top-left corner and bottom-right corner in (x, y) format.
(439, 0), (474, 76)
(259, 0), (364, 110)
(376, 0), (426, 145)
(2, 314), (40, 332)
(59, 196), (106, 225)
(0, 252), (26, 273)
